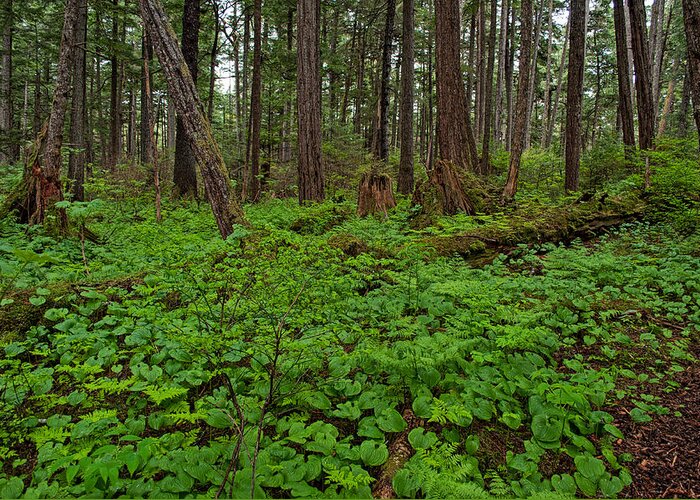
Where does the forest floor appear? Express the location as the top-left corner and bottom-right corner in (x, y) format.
(1, 160), (699, 498)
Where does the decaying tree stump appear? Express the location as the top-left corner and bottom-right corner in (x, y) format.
(357, 172), (397, 217)
(411, 160), (479, 226)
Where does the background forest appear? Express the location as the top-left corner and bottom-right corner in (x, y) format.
(0, 0), (699, 497)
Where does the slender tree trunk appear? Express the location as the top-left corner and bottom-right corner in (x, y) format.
(495, 0), (510, 146)
(523, 0), (544, 149)
(375, 0), (396, 161)
(140, 35), (153, 165)
(505, 2), (515, 149)
(108, 0), (121, 170)
(502, 0), (533, 201)
(0, 0), (16, 164)
(677, 71), (690, 136)
(476, 5), (486, 140)
(466, 13), (476, 124)
(173, 0), (199, 198)
(613, 0), (636, 151)
(139, 0), (245, 237)
(68, 0), (88, 201)
(657, 56), (678, 137)
(564, 0), (586, 193)
(628, 0), (655, 152)
(682, 0), (700, 148)
(297, 0), (324, 203)
(397, 0), (414, 194)
(247, 0), (262, 200)
(649, 0), (666, 108)
(208, 6), (220, 122)
(480, 0), (497, 175)
(545, 19), (569, 149)
(539, 0), (554, 149)
(142, 31), (160, 222)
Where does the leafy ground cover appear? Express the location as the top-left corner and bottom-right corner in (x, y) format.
(0, 163), (699, 498)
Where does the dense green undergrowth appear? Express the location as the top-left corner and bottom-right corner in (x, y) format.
(0, 148), (699, 498)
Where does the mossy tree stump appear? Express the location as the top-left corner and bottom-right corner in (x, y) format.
(357, 172), (397, 217)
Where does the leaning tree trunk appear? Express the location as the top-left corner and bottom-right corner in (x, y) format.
(357, 173), (397, 217)
(613, 0), (636, 153)
(172, 0), (199, 198)
(564, 0), (587, 193)
(397, 0), (414, 194)
(501, 0), (533, 201)
(139, 0), (245, 238)
(296, 0), (324, 203)
(682, 0), (700, 148)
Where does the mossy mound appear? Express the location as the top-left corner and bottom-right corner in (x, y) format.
(289, 203), (354, 235)
(328, 233), (370, 257)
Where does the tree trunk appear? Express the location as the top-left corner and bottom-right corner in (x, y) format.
(495, 0), (510, 146)
(139, 0), (246, 238)
(173, 0), (199, 198)
(657, 56), (678, 137)
(628, 0), (655, 152)
(545, 19), (569, 149)
(357, 173), (397, 217)
(28, 0), (80, 227)
(142, 32), (161, 222)
(613, 0), (636, 151)
(564, 0), (586, 193)
(397, 0), (414, 194)
(247, 0), (262, 201)
(68, 0), (88, 201)
(677, 70), (690, 136)
(0, 0), (16, 164)
(682, 0), (700, 148)
(523, 0), (544, 149)
(480, 0), (497, 175)
(108, 0), (121, 170)
(435, 0), (479, 172)
(539, 0), (554, 149)
(505, 2), (515, 149)
(297, 0), (324, 203)
(208, 6), (220, 122)
(502, 0), (533, 201)
(375, 0), (396, 161)
(140, 35), (153, 165)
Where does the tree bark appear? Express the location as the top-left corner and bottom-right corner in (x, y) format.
(173, 0), (199, 198)
(32, 0), (81, 226)
(375, 0), (396, 161)
(140, 35), (153, 165)
(108, 0), (121, 170)
(495, 0), (510, 146)
(397, 0), (414, 194)
(435, 0), (479, 172)
(247, 0), (262, 200)
(501, 0), (533, 201)
(613, 0), (636, 151)
(545, 19), (569, 148)
(139, 0), (246, 238)
(480, 0), (497, 175)
(297, 0), (324, 203)
(564, 0), (586, 193)
(68, 0), (88, 201)
(628, 0), (655, 152)
(207, 5), (220, 122)
(682, 0), (700, 148)
(539, 0), (554, 149)
(0, 0), (16, 164)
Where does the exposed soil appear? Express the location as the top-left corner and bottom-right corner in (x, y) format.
(613, 362), (700, 498)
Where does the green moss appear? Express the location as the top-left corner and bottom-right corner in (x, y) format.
(328, 233), (369, 257)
